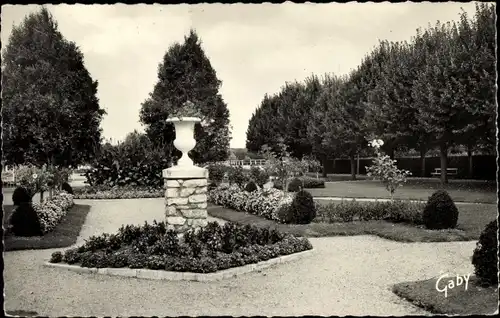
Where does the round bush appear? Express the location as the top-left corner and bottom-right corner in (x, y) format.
(277, 203), (294, 224)
(244, 181), (258, 192)
(61, 182), (74, 194)
(50, 251), (63, 263)
(207, 164), (226, 184)
(422, 190), (459, 229)
(472, 220), (498, 287)
(287, 178), (302, 192)
(12, 186), (31, 206)
(9, 203), (43, 237)
(227, 166), (248, 187)
(289, 190), (316, 224)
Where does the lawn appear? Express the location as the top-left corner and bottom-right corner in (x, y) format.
(207, 202), (497, 242)
(392, 276), (498, 315)
(306, 179), (496, 203)
(3, 204), (91, 251)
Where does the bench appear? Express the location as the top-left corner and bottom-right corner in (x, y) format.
(431, 168), (458, 177)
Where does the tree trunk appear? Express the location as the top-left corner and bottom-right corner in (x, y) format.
(389, 148), (395, 160)
(322, 156), (328, 178)
(350, 155), (357, 181)
(356, 152), (360, 175)
(467, 144), (473, 179)
(439, 143), (448, 184)
(419, 146), (427, 177)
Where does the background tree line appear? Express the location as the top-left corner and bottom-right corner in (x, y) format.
(246, 3), (496, 183)
(2, 7), (231, 181)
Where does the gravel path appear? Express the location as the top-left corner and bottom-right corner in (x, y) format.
(4, 198), (477, 316)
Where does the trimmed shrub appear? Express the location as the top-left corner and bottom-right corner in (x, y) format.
(50, 251), (63, 263)
(12, 186), (32, 205)
(207, 164), (227, 184)
(288, 178), (302, 192)
(472, 220), (498, 287)
(61, 182), (74, 194)
(10, 203), (43, 237)
(274, 176), (325, 191)
(289, 190), (316, 224)
(244, 181), (258, 192)
(226, 166), (248, 187)
(301, 177), (325, 189)
(422, 190), (459, 229)
(250, 167), (269, 187)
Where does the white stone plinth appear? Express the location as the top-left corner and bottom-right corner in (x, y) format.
(163, 166), (209, 180)
(163, 165), (209, 233)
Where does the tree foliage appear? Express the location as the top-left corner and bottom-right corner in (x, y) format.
(2, 7), (105, 167)
(139, 29), (231, 164)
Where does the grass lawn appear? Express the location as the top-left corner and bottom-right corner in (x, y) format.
(306, 179), (496, 204)
(207, 202), (497, 242)
(3, 204), (91, 251)
(392, 276), (498, 315)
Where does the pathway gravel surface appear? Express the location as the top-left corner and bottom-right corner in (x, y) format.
(4, 198), (476, 316)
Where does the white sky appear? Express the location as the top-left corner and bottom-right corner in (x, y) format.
(1, 2), (482, 148)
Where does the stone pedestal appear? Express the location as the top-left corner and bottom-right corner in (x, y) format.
(163, 165), (209, 233)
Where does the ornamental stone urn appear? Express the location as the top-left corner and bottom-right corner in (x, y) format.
(163, 101), (209, 233)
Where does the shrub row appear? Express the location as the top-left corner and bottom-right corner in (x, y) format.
(208, 185), (293, 221)
(208, 184), (294, 222)
(208, 184), (317, 224)
(34, 192), (74, 233)
(50, 221), (312, 273)
(207, 164), (270, 187)
(315, 199), (426, 224)
(273, 176), (325, 191)
(73, 186), (163, 199)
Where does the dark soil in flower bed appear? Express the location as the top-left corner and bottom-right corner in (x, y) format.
(49, 221), (312, 273)
(392, 276), (498, 315)
(3, 205), (91, 251)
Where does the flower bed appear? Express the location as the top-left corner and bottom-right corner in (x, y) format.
(34, 191), (74, 234)
(73, 186), (163, 199)
(208, 184), (294, 222)
(315, 199), (425, 224)
(49, 221), (312, 273)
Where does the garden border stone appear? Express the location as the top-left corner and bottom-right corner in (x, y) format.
(43, 249), (314, 281)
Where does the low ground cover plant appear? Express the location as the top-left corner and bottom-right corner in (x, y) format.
(8, 191), (74, 236)
(49, 221), (312, 273)
(73, 185), (163, 199)
(315, 199), (425, 224)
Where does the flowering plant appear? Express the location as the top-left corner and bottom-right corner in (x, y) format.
(208, 184), (294, 222)
(260, 142), (308, 193)
(33, 191), (74, 234)
(15, 165), (51, 198)
(365, 139), (411, 200)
